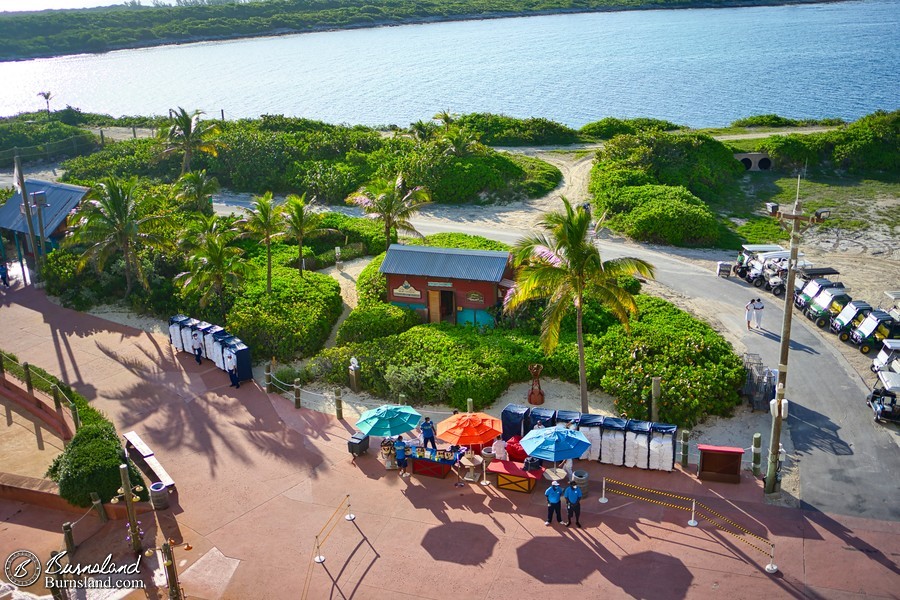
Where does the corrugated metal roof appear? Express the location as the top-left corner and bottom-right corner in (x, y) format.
(380, 244), (510, 283)
(0, 179), (88, 236)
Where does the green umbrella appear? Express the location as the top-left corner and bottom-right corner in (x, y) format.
(355, 404), (421, 437)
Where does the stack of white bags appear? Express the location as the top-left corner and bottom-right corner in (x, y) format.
(648, 432), (676, 471)
(579, 427), (602, 461)
(169, 321), (185, 352)
(600, 429), (625, 465)
(624, 430), (650, 469)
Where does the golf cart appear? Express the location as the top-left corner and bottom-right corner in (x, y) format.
(796, 266), (841, 287)
(762, 259), (815, 297)
(794, 278), (844, 310)
(830, 300), (872, 341)
(850, 309), (900, 355)
(866, 370), (900, 423)
(871, 339), (900, 373)
(805, 287), (852, 328)
(733, 244), (785, 279)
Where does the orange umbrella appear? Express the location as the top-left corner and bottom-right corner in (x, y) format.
(436, 413), (502, 446)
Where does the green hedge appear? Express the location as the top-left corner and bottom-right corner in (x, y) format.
(580, 117), (680, 140)
(227, 268), (343, 361)
(454, 113), (580, 146)
(336, 303), (421, 346)
(356, 252), (388, 307)
(0, 120), (98, 167)
(601, 185), (720, 246)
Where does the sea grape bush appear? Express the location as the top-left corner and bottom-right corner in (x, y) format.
(580, 117), (680, 140)
(454, 113), (580, 146)
(336, 303), (421, 345)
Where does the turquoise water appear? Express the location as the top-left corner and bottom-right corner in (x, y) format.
(0, 0), (897, 127)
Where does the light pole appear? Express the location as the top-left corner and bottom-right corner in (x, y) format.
(145, 538), (192, 600)
(111, 464), (144, 554)
(763, 176), (829, 494)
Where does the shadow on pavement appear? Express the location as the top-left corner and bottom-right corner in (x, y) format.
(788, 403), (852, 457)
(422, 522), (498, 565)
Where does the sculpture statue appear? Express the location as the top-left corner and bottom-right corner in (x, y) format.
(528, 363), (544, 406)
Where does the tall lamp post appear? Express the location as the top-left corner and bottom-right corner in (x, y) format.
(111, 464), (145, 554)
(145, 538), (192, 600)
(763, 176), (830, 494)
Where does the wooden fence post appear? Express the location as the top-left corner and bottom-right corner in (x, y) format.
(264, 363), (272, 393)
(294, 379), (302, 409)
(23, 362), (34, 396)
(334, 388), (343, 420)
(90, 492), (108, 522)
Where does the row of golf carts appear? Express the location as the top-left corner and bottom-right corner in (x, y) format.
(733, 244), (900, 424)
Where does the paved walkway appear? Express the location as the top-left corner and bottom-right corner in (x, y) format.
(1, 283), (898, 599)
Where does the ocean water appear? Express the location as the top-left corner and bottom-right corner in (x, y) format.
(0, 0), (897, 127)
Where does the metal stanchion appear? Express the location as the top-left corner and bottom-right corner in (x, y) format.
(688, 500), (698, 527)
(765, 544), (779, 574)
(598, 477), (608, 504)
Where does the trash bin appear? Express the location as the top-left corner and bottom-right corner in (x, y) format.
(572, 470), (589, 497)
(149, 482), (169, 510)
(348, 432), (370, 456)
(481, 447), (495, 468)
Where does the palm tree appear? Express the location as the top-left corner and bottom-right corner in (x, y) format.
(440, 127), (479, 157)
(178, 213), (238, 252)
(347, 173), (431, 253)
(282, 193), (339, 276)
(409, 120), (438, 142)
(433, 109), (456, 127)
(161, 107), (220, 175)
(175, 169), (219, 215)
(37, 91), (52, 117)
(241, 191), (284, 294)
(504, 198), (655, 413)
(65, 176), (171, 297)
(175, 225), (253, 324)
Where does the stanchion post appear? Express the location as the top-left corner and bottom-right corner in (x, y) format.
(398, 393), (406, 405)
(344, 494), (355, 522)
(334, 388), (343, 420)
(466, 398), (474, 413)
(765, 544), (779, 574)
(90, 491), (108, 522)
(314, 536), (325, 564)
(688, 500), (698, 527)
(52, 384), (62, 412)
(752, 433), (762, 476)
(294, 378), (302, 409)
(681, 430), (689, 467)
(63, 522), (76, 556)
(264, 363), (272, 393)
(23, 361), (34, 395)
(598, 477), (608, 503)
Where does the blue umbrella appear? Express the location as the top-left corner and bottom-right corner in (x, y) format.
(355, 404), (422, 437)
(520, 425), (591, 461)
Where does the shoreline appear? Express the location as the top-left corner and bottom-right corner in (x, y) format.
(0, 0), (850, 63)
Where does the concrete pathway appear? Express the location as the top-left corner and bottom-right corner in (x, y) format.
(1, 285), (898, 599)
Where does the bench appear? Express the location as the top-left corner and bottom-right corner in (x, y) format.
(123, 431), (175, 488)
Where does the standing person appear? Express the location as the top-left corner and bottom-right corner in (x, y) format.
(753, 298), (765, 330)
(394, 434), (409, 477)
(190, 331), (203, 365)
(0, 263), (9, 288)
(544, 480), (563, 525)
(745, 298), (754, 331)
(491, 436), (507, 461)
(420, 417), (437, 450)
(224, 347), (240, 388)
(563, 481), (583, 527)
(533, 421), (545, 430)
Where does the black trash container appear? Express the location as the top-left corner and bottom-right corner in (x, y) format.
(348, 432), (370, 456)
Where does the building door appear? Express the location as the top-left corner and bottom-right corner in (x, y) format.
(428, 290), (441, 323)
(441, 290), (456, 324)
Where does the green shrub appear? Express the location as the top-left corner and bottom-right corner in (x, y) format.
(336, 303), (421, 345)
(62, 137), (181, 184)
(227, 269), (342, 361)
(454, 113), (580, 146)
(506, 153), (563, 198)
(46, 421), (148, 507)
(609, 185), (720, 246)
(409, 233), (510, 252)
(580, 117), (680, 140)
(0, 120), (98, 167)
(356, 252), (388, 307)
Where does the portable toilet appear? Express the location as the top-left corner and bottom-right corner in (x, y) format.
(168, 315), (189, 352)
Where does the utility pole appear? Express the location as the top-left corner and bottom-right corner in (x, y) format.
(764, 175), (829, 494)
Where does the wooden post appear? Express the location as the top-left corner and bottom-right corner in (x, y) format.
(52, 384), (62, 412)
(334, 388), (343, 420)
(681, 430), (690, 467)
(70, 402), (81, 431)
(466, 398), (474, 413)
(90, 491), (108, 522)
(0, 352), (5, 377)
(398, 393), (406, 405)
(100, 129), (105, 145)
(132, 126), (137, 138)
(294, 378), (301, 409)
(264, 363), (272, 393)
(220, 108), (225, 121)
(63, 522), (76, 556)
(23, 361), (34, 395)
(752, 433), (762, 476)
(651, 377), (661, 422)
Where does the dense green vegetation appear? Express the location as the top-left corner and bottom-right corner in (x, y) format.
(0, 348), (148, 507)
(0, 118), (97, 167)
(309, 294), (743, 426)
(0, 0), (818, 62)
(454, 113), (580, 146)
(579, 117), (680, 140)
(729, 114), (845, 128)
(58, 114), (561, 204)
(589, 131), (742, 246)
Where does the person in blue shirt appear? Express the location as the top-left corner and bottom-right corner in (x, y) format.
(544, 480), (563, 525)
(563, 482), (583, 528)
(420, 417), (437, 450)
(394, 435), (409, 477)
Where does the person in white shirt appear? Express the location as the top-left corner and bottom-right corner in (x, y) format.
(753, 298), (765, 330)
(491, 436), (507, 461)
(224, 348), (239, 388)
(190, 331), (203, 365)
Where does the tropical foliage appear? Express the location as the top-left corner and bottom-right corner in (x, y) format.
(347, 173), (431, 253)
(160, 107), (221, 175)
(336, 303), (421, 346)
(580, 117), (680, 140)
(454, 113), (580, 146)
(504, 198), (654, 413)
(241, 192), (284, 294)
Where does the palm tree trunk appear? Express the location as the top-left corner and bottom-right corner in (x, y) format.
(297, 235), (304, 276)
(385, 221), (391, 253)
(123, 247), (134, 297)
(266, 239), (272, 294)
(182, 147), (191, 175)
(576, 298), (589, 414)
(216, 284), (226, 325)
